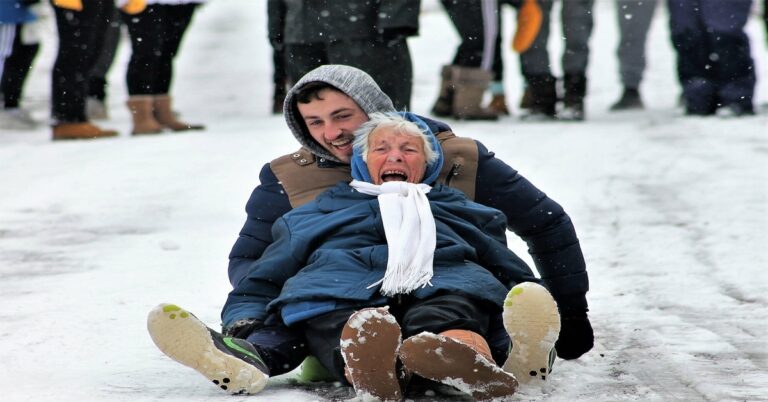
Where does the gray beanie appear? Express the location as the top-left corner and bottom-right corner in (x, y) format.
(283, 65), (397, 163)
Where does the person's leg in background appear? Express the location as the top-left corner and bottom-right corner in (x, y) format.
(150, 3), (204, 131)
(86, 5), (121, 120)
(558, 0), (594, 121)
(49, 0), (117, 140)
(701, 0), (755, 115)
(667, 0), (717, 115)
(433, 0), (499, 120)
(610, 0), (658, 111)
(519, 0), (556, 119)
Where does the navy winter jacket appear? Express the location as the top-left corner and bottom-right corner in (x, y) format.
(222, 182), (538, 328)
(228, 118), (589, 314)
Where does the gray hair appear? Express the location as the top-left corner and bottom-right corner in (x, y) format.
(353, 113), (438, 164)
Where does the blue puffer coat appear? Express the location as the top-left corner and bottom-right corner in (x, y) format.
(0, 1), (35, 24)
(223, 182), (538, 328)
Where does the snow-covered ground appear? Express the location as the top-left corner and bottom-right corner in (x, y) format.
(1, 1), (766, 401)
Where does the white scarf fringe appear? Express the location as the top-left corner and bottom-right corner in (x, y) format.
(350, 180), (435, 296)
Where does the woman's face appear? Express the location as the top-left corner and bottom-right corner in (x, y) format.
(365, 128), (427, 185)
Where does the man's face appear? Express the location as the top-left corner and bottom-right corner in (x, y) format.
(297, 89), (369, 163)
(365, 128), (427, 185)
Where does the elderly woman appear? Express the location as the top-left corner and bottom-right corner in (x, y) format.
(147, 112), (559, 400)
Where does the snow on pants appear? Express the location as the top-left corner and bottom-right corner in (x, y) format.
(121, 4), (198, 96)
(50, 0), (114, 123)
(299, 294), (497, 383)
(283, 38), (412, 111)
(615, 0), (658, 89)
(519, 0), (594, 77)
(667, 0), (755, 112)
(87, 6), (121, 101)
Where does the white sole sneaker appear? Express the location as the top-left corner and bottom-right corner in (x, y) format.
(146, 303), (268, 394)
(502, 282), (561, 384)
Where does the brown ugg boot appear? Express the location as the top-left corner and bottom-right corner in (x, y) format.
(52, 122), (118, 141)
(488, 93), (511, 115)
(431, 65), (454, 117)
(399, 330), (518, 400)
(340, 307), (403, 402)
(450, 66), (498, 120)
(127, 96), (163, 135)
(153, 95), (205, 131)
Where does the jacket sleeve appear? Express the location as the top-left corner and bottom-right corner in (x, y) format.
(377, 0), (420, 37)
(473, 141), (589, 312)
(222, 217), (304, 327)
(227, 163), (293, 287)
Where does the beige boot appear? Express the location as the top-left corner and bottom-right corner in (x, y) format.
(127, 96), (163, 135)
(153, 94), (205, 131)
(52, 122), (118, 141)
(431, 65), (454, 117)
(450, 66), (498, 120)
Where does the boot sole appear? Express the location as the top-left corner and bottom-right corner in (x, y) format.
(502, 282), (560, 384)
(340, 307), (403, 401)
(147, 304), (268, 394)
(400, 332), (518, 401)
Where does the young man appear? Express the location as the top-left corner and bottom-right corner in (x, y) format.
(148, 112), (562, 400)
(230, 64), (591, 359)
(148, 65), (592, 395)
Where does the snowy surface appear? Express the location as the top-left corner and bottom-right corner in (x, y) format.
(1, 1), (767, 401)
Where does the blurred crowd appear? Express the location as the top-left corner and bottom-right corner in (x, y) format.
(1, 0), (767, 141)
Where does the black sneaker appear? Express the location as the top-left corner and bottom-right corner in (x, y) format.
(610, 88), (644, 111)
(147, 304), (269, 394)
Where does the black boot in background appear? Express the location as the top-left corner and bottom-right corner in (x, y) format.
(610, 87), (643, 111)
(520, 73), (557, 120)
(560, 73), (587, 121)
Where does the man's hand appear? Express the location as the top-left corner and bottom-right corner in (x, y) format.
(223, 318), (263, 339)
(555, 312), (594, 359)
(52, 0), (82, 11)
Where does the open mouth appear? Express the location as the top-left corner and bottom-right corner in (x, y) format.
(381, 170), (408, 182)
(330, 136), (353, 149)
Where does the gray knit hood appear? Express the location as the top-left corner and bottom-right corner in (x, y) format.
(283, 65), (396, 163)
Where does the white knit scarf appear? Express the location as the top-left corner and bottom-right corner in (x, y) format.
(349, 180), (435, 296)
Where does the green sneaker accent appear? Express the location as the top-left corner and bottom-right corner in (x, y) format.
(511, 287), (524, 295)
(163, 305), (181, 313)
(223, 337), (266, 366)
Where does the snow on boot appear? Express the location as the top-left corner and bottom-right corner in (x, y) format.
(502, 282), (560, 385)
(451, 66), (498, 120)
(147, 304), (269, 395)
(152, 95), (205, 131)
(340, 307), (403, 402)
(431, 65), (454, 117)
(609, 87), (644, 111)
(399, 331), (518, 401)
